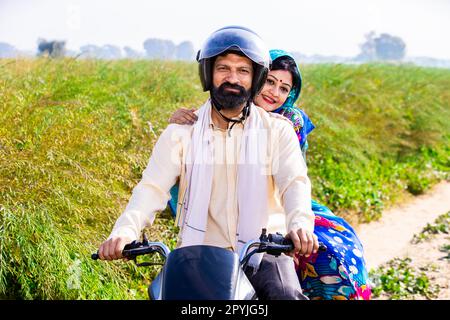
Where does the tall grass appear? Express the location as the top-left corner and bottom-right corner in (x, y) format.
(0, 58), (449, 299)
(301, 63), (449, 221)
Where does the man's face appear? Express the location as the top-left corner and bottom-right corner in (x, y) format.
(211, 53), (254, 109)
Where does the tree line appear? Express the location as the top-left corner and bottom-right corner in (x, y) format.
(0, 32), (418, 64)
(0, 38), (196, 60)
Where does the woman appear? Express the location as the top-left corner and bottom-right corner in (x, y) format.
(168, 49), (372, 300)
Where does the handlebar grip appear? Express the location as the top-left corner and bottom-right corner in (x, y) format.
(91, 240), (137, 261)
(268, 233), (328, 252)
(289, 240), (327, 252)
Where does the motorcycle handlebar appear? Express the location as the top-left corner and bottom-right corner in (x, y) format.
(91, 230), (327, 263)
(91, 240), (170, 261)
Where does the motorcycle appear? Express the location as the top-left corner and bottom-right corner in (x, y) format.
(92, 228), (326, 300)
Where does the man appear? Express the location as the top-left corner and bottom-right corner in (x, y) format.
(97, 26), (318, 300)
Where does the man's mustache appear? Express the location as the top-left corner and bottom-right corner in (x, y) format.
(219, 83), (246, 95)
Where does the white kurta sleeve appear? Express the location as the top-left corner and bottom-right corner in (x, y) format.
(107, 124), (188, 240)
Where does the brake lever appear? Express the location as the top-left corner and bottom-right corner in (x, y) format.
(123, 240), (140, 251)
(135, 261), (164, 267)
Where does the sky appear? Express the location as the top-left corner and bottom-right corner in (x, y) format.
(1, 0), (449, 59)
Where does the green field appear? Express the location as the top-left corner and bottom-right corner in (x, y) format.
(0, 58), (449, 299)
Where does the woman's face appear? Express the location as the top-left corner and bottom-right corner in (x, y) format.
(254, 69), (293, 112)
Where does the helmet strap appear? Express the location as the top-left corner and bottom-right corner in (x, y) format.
(211, 95), (251, 136)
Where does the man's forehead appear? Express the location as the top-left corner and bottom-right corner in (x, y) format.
(214, 53), (253, 66)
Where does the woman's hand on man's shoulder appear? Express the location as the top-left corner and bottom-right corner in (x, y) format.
(169, 108), (198, 125)
(268, 111), (293, 126)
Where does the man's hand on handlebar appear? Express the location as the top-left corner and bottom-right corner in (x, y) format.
(98, 236), (132, 261)
(286, 228), (319, 258)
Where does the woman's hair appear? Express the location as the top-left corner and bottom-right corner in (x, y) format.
(270, 56), (300, 92)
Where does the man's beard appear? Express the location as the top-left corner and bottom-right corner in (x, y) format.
(211, 82), (252, 110)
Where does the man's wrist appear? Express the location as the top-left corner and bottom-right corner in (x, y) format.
(108, 226), (138, 242)
(288, 218), (314, 234)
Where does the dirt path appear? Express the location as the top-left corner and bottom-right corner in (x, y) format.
(269, 180), (450, 298)
(356, 180), (450, 299)
(356, 180), (450, 270)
